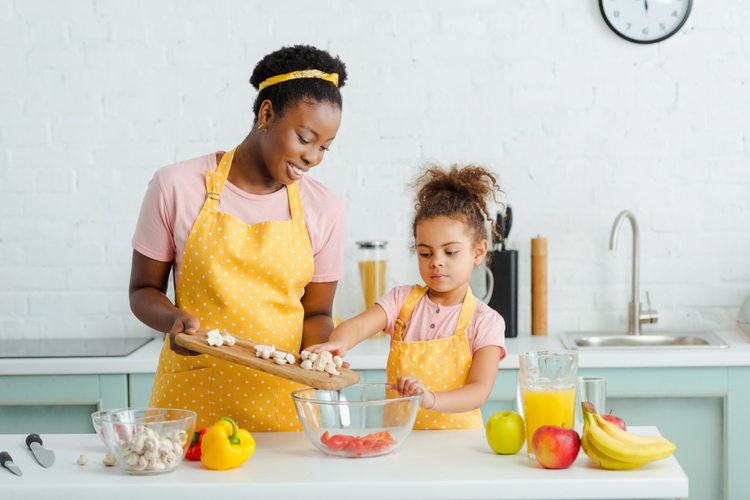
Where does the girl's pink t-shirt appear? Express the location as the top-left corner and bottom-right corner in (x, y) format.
(131, 152), (347, 288)
(375, 285), (506, 359)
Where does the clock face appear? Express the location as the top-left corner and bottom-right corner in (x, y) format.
(599, 0), (693, 44)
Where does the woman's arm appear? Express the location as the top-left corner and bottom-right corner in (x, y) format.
(299, 281), (338, 351)
(129, 250), (200, 356)
(305, 304), (388, 357)
(391, 345), (503, 412)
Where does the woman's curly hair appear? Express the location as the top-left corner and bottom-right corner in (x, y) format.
(410, 163), (505, 248)
(249, 45), (348, 121)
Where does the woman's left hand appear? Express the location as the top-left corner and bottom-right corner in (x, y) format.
(387, 377), (434, 408)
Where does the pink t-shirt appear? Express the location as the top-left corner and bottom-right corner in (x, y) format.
(132, 152), (347, 287)
(375, 285), (506, 359)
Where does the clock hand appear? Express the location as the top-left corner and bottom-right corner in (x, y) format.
(644, 0), (649, 14)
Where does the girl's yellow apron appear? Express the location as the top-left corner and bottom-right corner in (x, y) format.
(149, 147), (314, 432)
(386, 285), (485, 430)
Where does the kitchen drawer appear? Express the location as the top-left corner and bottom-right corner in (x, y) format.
(0, 374), (128, 434)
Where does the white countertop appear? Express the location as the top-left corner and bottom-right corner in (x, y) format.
(2, 328), (748, 376)
(0, 429), (687, 500)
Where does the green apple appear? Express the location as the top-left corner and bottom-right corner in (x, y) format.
(486, 411), (526, 455)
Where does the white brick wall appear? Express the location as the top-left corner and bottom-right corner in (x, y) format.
(1, 0), (748, 339)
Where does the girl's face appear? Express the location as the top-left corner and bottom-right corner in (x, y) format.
(259, 100), (341, 185)
(415, 217), (488, 299)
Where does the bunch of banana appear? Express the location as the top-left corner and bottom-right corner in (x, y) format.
(580, 402), (676, 470)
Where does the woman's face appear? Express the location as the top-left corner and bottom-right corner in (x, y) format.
(260, 100), (342, 185)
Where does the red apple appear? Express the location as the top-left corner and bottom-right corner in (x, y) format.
(600, 411), (626, 431)
(531, 425), (581, 469)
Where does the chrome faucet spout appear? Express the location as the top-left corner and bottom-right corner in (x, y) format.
(609, 210), (641, 335)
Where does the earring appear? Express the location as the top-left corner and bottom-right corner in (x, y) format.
(258, 123), (268, 133)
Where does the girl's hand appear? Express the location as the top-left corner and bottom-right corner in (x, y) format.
(387, 377), (435, 409)
(168, 311), (201, 356)
(305, 340), (348, 358)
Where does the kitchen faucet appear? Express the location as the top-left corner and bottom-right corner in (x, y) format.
(609, 210), (658, 335)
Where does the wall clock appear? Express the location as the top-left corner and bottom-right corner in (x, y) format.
(599, 0), (693, 44)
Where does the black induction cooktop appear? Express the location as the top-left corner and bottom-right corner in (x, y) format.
(0, 337), (155, 358)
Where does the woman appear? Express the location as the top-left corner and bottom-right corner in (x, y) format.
(129, 45), (348, 432)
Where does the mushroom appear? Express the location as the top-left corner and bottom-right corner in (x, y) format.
(333, 355), (343, 369)
(300, 350), (311, 360)
(163, 451), (177, 466)
(308, 352), (319, 363)
(144, 435), (159, 451)
(300, 359), (313, 370)
(206, 329), (223, 346)
(158, 438), (173, 455)
(124, 452), (141, 465)
(77, 455), (88, 466)
(172, 443), (183, 457)
(221, 332), (236, 346)
(286, 353), (296, 364)
(312, 356), (327, 372)
(102, 453), (117, 467)
(168, 429), (188, 447)
(324, 363), (340, 376)
(149, 456), (166, 471)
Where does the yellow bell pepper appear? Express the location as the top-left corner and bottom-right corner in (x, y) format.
(200, 416), (255, 470)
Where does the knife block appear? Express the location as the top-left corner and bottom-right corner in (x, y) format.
(487, 249), (518, 338)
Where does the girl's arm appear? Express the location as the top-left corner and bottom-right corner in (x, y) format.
(305, 304), (388, 357)
(391, 345), (503, 412)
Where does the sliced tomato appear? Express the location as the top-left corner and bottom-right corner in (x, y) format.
(320, 431), (330, 446)
(370, 441), (390, 453)
(362, 431), (397, 445)
(326, 434), (353, 452)
(344, 437), (368, 456)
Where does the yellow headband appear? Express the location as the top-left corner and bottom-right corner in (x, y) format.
(258, 69), (339, 91)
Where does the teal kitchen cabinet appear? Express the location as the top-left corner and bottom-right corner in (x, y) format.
(0, 374), (128, 434)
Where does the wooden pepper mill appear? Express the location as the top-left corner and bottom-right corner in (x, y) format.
(531, 237), (547, 336)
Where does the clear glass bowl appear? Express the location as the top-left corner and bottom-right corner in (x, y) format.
(91, 408), (167, 447)
(291, 383), (422, 458)
(100, 408), (196, 475)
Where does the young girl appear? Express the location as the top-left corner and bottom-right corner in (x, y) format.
(308, 164), (506, 430)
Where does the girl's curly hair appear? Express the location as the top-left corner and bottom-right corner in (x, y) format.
(410, 163), (505, 248)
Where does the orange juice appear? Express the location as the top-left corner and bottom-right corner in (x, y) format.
(522, 385), (577, 457)
(359, 260), (387, 338)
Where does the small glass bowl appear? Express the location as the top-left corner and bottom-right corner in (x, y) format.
(291, 383), (422, 458)
(91, 408), (167, 447)
(100, 408), (196, 475)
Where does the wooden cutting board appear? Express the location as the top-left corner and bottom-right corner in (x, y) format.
(175, 329), (359, 391)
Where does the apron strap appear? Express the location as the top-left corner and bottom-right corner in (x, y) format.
(454, 287), (477, 339)
(393, 285), (477, 342)
(393, 285), (428, 342)
(285, 181), (305, 222)
(203, 147), (305, 223)
(203, 148), (236, 211)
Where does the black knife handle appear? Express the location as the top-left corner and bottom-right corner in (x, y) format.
(26, 433), (42, 448)
(0, 451), (11, 465)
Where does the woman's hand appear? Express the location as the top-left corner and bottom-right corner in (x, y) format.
(387, 377), (435, 409)
(168, 310), (201, 356)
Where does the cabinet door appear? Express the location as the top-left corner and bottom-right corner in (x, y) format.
(0, 374), (128, 434)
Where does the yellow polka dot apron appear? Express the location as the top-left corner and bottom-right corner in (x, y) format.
(386, 285), (484, 430)
(149, 147), (313, 432)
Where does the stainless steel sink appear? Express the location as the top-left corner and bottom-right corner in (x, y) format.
(560, 331), (730, 350)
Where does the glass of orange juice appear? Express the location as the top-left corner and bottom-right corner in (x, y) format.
(517, 351), (578, 459)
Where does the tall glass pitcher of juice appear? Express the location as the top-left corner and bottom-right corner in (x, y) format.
(517, 351), (578, 459)
(356, 241), (388, 338)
